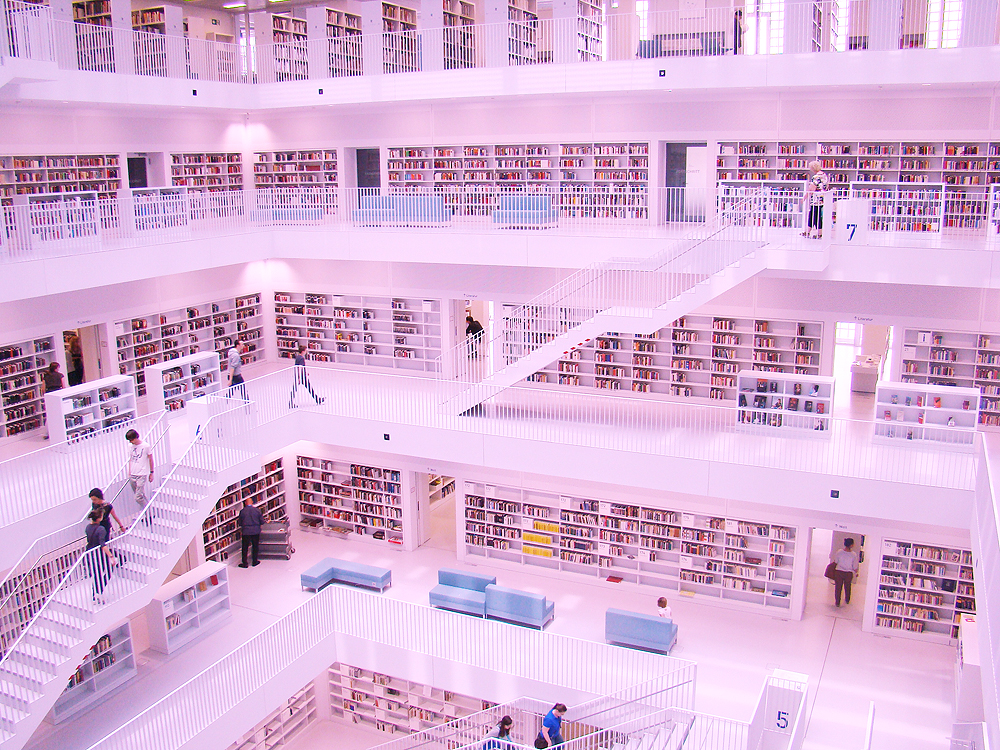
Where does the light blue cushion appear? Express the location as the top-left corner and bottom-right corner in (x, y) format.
(430, 584), (487, 616)
(485, 584), (555, 629)
(605, 608), (677, 654)
(438, 568), (496, 592)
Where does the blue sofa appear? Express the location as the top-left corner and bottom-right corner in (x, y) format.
(485, 584), (555, 629)
(352, 194), (452, 226)
(429, 568), (497, 616)
(492, 195), (558, 228)
(300, 557), (392, 593)
(605, 608), (677, 654)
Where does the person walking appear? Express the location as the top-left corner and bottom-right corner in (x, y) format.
(466, 315), (484, 359)
(832, 537), (860, 607)
(125, 429), (154, 524)
(228, 342), (248, 400)
(536, 704), (567, 748)
(90, 487), (125, 538)
(803, 161), (830, 239)
(484, 715), (513, 750)
(290, 344), (324, 408)
(238, 497), (265, 568)
(85, 508), (117, 604)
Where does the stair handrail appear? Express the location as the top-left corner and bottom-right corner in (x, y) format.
(0, 419), (172, 658)
(435, 189), (769, 396)
(0, 401), (252, 701)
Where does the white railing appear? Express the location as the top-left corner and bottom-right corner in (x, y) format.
(1, 0), (995, 85)
(0, 410), (167, 526)
(87, 583), (695, 750)
(210, 367), (978, 492)
(972, 441), (1000, 750)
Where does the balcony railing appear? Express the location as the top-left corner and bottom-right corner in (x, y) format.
(1, 0), (996, 86)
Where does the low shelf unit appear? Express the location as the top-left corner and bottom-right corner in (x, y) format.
(873, 381), (979, 447)
(297, 455), (410, 548)
(460, 481), (805, 618)
(146, 561), (231, 654)
(144, 351), (221, 415)
(0, 334), (58, 441)
(274, 292), (442, 373)
(736, 371), (835, 434)
(44, 373), (136, 444)
(329, 662), (493, 734)
(871, 538), (975, 644)
(202, 458), (286, 563)
(49, 620), (138, 723)
(227, 683), (318, 749)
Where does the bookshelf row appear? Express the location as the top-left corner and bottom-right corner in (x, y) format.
(274, 292), (442, 373)
(874, 538), (975, 644)
(202, 458), (286, 562)
(113, 293), (264, 398)
(253, 149), (338, 188)
(0, 335), (57, 440)
(525, 315), (824, 405)
(147, 561), (231, 654)
(50, 620), (137, 723)
(145, 351), (222, 414)
(461, 481), (802, 615)
(297, 455), (405, 547)
(45, 374), (137, 444)
(228, 684), (318, 750)
(0, 153), (120, 205)
(169, 152), (243, 192)
(874, 381), (980, 446)
(736, 371), (834, 434)
(897, 326), (1000, 429)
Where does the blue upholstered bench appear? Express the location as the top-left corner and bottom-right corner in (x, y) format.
(492, 195), (557, 228)
(300, 557), (392, 593)
(352, 195), (452, 226)
(429, 568), (496, 616)
(605, 608), (677, 654)
(484, 584), (554, 629)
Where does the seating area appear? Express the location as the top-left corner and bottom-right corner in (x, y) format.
(484, 583), (555, 629)
(300, 557), (392, 593)
(605, 607), (678, 654)
(428, 568), (496, 616)
(351, 194), (452, 226)
(491, 195), (558, 229)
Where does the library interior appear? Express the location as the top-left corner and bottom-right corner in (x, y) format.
(1, 1), (1000, 750)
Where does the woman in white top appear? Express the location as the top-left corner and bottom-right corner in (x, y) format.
(803, 161), (830, 240)
(831, 538), (860, 607)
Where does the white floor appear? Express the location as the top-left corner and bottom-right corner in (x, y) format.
(25, 469), (958, 750)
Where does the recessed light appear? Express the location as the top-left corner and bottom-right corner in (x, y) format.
(222, 2), (245, 7)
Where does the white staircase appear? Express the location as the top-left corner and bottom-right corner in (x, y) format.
(0, 422), (259, 749)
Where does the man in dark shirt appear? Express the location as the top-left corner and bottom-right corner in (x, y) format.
(290, 344), (324, 407)
(238, 498), (265, 568)
(466, 315), (484, 359)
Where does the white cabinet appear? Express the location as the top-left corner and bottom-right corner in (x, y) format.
(49, 620), (138, 723)
(873, 381), (979, 448)
(736, 370), (834, 434)
(44, 373), (137, 444)
(146, 561), (231, 654)
(144, 351), (221, 415)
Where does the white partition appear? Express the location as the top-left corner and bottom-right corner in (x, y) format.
(873, 381), (980, 449)
(44, 373), (137, 444)
(144, 351), (221, 415)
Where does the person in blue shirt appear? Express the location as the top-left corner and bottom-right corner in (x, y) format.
(536, 703), (567, 747)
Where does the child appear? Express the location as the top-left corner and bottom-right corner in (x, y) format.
(656, 596), (672, 618)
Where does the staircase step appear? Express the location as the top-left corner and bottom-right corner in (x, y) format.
(23, 626), (79, 654)
(0, 678), (43, 711)
(0, 701), (29, 728)
(37, 608), (90, 635)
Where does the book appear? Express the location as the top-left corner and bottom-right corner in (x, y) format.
(963, 400), (971, 410)
(756, 379), (767, 392)
(739, 394), (747, 407)
(918, 411), (925, 424)
(769, 381), (778, 393)
(917, 396), (924, 407)
(787, 398), (798, 411)
(793, 383), (802, 395)
(883, 410), (891, 421)
(891, 394), (898, 404)
(905, 396), (912, 406)
(817, 403), (825, 414)
(933, 396), (942, 408)
(606, 575), (623, 583)
(810, 384), (820, 396)
(772, 398), (782, 410)
(804, 401), (813, 413)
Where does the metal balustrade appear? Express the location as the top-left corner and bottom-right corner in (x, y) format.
(972, 441), (1000, 748)
(1, 0), (995, 86)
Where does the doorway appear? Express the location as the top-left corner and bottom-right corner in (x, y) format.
(127, 156), (148, 189)
(355, 148), (381, 190)
(63, 325), (103, 386)
(417, 472), (457, 551)
(662, 142), (708, 222)
(831, 321), (890, 417)
(805, 527), (866, 621)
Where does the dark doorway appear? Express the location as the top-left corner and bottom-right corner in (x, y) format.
(127, 157), (148, 189)
(355, 148), (381, 190)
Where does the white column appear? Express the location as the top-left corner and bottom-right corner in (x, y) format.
(305, 6), (329, 79)
(360, 2), (384, 75)
(482, 0), (510, 68)
(109, 0), (135, 74)
(419, 1), (444, 72)
(549, 0), (576, 64)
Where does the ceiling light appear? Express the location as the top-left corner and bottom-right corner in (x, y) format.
(222, 2), (246, 6)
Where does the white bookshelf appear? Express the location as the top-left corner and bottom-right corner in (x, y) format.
(50, 620), (138, 723)
(442, 0), (475, 69)
(329, 662), (492, 734)
(274, 293), (442, 373)
(297, 455), (405, 547)
(0, 153), (121, 206)
(146, 561), (231, 654)
(144, 351), (221, 415)
(253, 149), (338, 189)
(228, 683), (318, 750)
(113, 292), (264, 398)
(850, 182), (944, 233)
(0, 334), (58, 441)
(428, 474), (455, 504)
(203, 458), (286, 562)
(169, 152), (243, 193)
(871, 538), (975, 644)
(528, 315), (824, 404)
(381, 2), (419, 73)
(718, 180), (806, 229)
(736, 371), (834, 434)
(461, 482), (804, 617)
(44, 374), (136, 444)
(874, 381), (979, 447)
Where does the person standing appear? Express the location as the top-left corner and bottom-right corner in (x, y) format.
(466, 315), (484, 359)
(238, 497), (265, 568)
(656, 596), (672, 618)
(803, 161), (830, 239)
(42, 362), (65, 440)
(85, 508), (117, 604)
(67, 335), (84, 387)
(90, 487), (125, 538)
(732, 10), (744, 55)
(228, 342), (247, 400)
(536, 704), (567, 748)
(125, 429), (154, 523)
(289, 344), (324, 408)
(832, 537), (859, 607)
